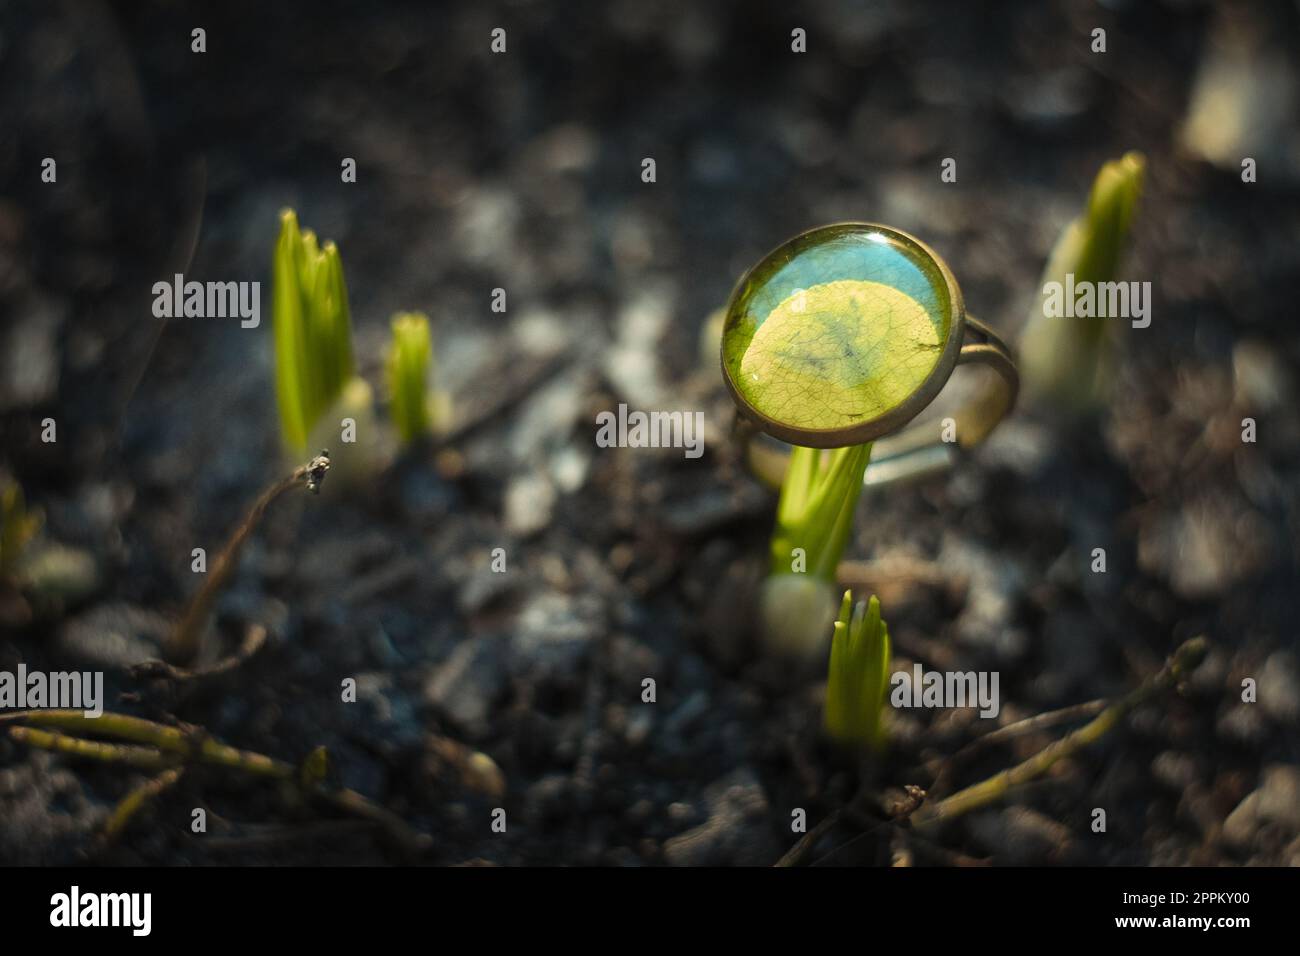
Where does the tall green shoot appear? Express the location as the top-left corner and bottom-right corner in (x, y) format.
(273, 209), (356, 452)
(1020, 152), (1146, 411)
(760, 443), (872, 659)
(769, 444), (872, 580)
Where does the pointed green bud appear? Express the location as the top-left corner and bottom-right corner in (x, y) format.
(273, 209), (358, 452)
(386, 312), (434, 444)
(824, 590), (891, 751)
(1020, 152), (1146, 411)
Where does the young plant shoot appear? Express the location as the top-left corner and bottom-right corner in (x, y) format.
(1019, 152), (1146, 412)
(386, 311), (434, 444)
(824, 590), (891, 751)
(273, 209), (357, 452)
(760, 443), (872, 659)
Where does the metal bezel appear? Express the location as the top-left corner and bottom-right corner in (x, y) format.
(720, 222), (965, 449)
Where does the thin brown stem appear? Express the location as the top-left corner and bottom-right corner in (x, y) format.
(774, 809), (843, 867)
(913, 637), (1208, 830)
(929, 698), (1107, 797)
(165, 451), (328, 664)
(135, 624), (267, 685)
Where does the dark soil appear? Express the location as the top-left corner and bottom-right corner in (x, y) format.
(1, 0), (1297, 866)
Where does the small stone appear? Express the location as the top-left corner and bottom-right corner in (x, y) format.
(58, 602), (169, 668)
(1222, 764), (1300, 848)
(1217, 704), (1269, 749)
(352, 672), (423, 752)
(524, 773), (573, 824)
(423, 636), (508, 738)
(1179, 7), (1300, 182)
(0, 294), (63, 411)
(662, 768), (778, 866)
(503, 471), (556, 538)
(623, 706), (654, 748)
(530, 123), (598, 175)
(549, 445), (590, 495)
(1259, 651), (1300, 725)
(423, 736), (506, 800)
(19, 542), (99, 604)
(1151, 751), (1199, 792)
(1285, 834), (1300, 867)
(1001, 67), (1091, 129)
(967, 807), (1076, 865)
(1234, 340), (1293, 412)
(1138, 496), (1273, 600)
(454, 186), (520, 268)
(666, 801), (695, 824)
(977, 418), (1056, 479)
(937, 534), (1028, 663)
(1257, 764), (1300, 833)
(1222, 790), (1261, 848)
(509, 592), (602, 679)
(456, 562), (516, 616)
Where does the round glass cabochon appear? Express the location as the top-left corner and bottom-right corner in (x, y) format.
(722, 224), (954, 433)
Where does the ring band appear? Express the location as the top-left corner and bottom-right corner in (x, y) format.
(722, 223), (1019, 489)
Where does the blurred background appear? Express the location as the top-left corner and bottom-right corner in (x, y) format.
(0, 0), (1297, 865)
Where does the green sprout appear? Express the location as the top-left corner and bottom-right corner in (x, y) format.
(1, 477), (43, 578)
(385, 311), (434, 444)
(273, 208), (356, 452)
(769, 444), (872, 580)
(1019, 152), (1146, 411)
(759, 443), (872, 658)
(824, 590), (891, 750)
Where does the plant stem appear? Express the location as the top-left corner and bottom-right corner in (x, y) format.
(5, 707), (429, 852)
(101, 767), (186, 844)
(2, 709), (195, 750)
(774, 809), (843, 868)
(768, 443), (872, 578)
(165, 451), (329, 665)
(134, 623), (267, 685)
(6, 727), (177, 771)
(913, 636), (1208, 830)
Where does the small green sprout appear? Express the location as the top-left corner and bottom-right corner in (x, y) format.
(759, 443), (872, 658)
(272, 208), (357, 452)
(769, 443), (872, 580)
(1020, 152), (1146, 411)
(385, 311), (434, 444)
(1, 477), (43, 577)
(824, 590), (891, 751)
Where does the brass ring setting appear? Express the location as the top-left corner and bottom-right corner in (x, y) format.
(721, 223), (1019, 488)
